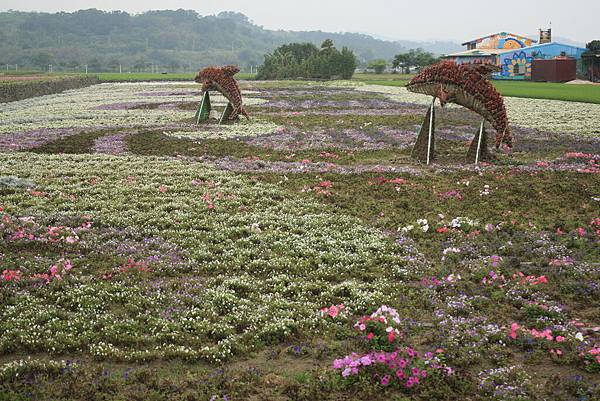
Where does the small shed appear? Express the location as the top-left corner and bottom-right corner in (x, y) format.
(531, 58), (577, 82)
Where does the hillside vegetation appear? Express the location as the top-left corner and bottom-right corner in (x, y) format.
(0, 9), (460, 72)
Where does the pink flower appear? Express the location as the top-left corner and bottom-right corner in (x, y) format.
(159, 185), (167, 193)
(380, 375), (390, 386)
(367, 332), (374, 340)
(328, 305), (339, 318)
(396, 369), (405, 379)
(399, 358), (407, 368)
(1, 270), (22, 282)
(577, 227), (586, 237)
(556, 336), (566, 343)
(509, 323), (519, 339)
(388, 331), (396, 343)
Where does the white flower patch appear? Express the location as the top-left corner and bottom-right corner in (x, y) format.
(0, 82), (267, 135)
(164, 120), (282, 140)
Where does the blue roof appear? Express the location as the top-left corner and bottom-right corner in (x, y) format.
(497, 42), (586, 55)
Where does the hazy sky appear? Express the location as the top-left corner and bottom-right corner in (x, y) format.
(1, 0), (598, 43)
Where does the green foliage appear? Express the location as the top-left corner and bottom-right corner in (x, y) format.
(367, 59), (387, 74)
(585, 40), (600, 54)
(257, 40), (357, 80)
(392, 48), (438, 73)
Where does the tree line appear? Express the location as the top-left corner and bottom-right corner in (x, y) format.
(257, 40), (357, 80)
(367, 49), (439, 74)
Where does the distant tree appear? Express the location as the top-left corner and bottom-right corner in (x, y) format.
(321, 39), (334, 51)
(393, 48), (438, 73)
(339, 47), (358, 79)
(107, 57), (121, 72)
(367, 59), (387, 74)
(87, 58), (103, 72)
(30, 51), (54, 70)
(392, 53), (411, 74)
(585, 40), (600, 54)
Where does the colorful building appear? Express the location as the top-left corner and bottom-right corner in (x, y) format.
(446, 31), (587, 81)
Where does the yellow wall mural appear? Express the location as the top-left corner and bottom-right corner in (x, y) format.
(475, 33), (534, 50)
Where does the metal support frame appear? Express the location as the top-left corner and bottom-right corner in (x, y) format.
(426, 97), (435, 165)
(475, 119), (484, 165)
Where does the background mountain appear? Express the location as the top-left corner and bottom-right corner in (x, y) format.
(0, 9), (463, 72)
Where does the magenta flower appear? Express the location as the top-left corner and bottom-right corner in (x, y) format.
(380, 375), (390, 386)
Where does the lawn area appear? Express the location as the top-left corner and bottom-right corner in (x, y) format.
(356, 73), (600, 104)
(0, 79), (599, 400)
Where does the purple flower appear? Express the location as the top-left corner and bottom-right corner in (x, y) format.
(332, 359), (344, 369)
(359, 355), (373, 366)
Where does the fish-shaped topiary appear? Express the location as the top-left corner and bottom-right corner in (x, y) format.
(406, 61), (512, 148)
(194, 65), (250, 121)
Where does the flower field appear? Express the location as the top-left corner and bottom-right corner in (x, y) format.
(1, 80), (599, 400)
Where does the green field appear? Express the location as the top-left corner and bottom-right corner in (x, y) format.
(355, 73), (600, 104)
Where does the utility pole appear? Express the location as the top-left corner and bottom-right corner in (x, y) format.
(85, 64), (88, 74)
(119, 64), (122, 74)
(15, 64), (18, 72)
(49, 64), (53, 73)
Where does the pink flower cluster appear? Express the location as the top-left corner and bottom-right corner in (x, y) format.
(369, 176), (408, 186)
(31, 259), (73, 283)
(1, 269), (21, 282)
(438, 190), (463, 201)
(1, 212), (92, 245)
(333, 347), (450, 388)
(320, 303), (346, 319)
(482, 270), (506, 286)
(582, 347), (600, 365)
(311, 181), (333, 196)
(512, 272), (548, 286)
(508, 323), (565, 343)
(355, 305), (403, 344)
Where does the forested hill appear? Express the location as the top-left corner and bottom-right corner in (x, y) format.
(0, 9), (461, 72)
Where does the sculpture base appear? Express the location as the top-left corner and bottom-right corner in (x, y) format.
(195, 92), (212, 124)
(219, 103), (239, 125)
(466, 124), (493, 164)
(412, 105), (435, 164)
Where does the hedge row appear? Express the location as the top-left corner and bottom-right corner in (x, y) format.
(0, 76), (100, 103)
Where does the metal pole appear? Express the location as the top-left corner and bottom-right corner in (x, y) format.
(475, 119), (484, 164)
(85, 65), (88, 74)
(119, 64), (122, 74)
(427, 97), (435, 165)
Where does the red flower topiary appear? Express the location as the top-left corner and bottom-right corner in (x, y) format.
(407, 61), (512, 148)
(194, 65), (249, 120)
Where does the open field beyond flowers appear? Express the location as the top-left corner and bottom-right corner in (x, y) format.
(0, 79), (599, 400)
